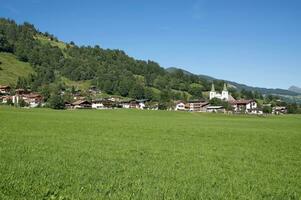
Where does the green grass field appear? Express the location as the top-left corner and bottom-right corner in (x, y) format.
(0, 52), (34, 86)
(0, 107), (300, 199)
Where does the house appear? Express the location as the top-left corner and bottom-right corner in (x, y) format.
(1, 95), (12, 104)
(92, 99), (114, 109)
(120, 99), (148, 109)
(15, 89), (29, 95)
(187, 100), (209, 112)
(64, 102), (73, 109)
(120, 100), (132, 109)
(272, 106), (287, 115)
(175, 101), (186, 111)
(128, 100), (139, 109)
(92, 100), (105, 109)
(8, 93), (43, 107)
(22, 93), (43, 107)
(230, 99), (257, 113)
(249, 108), (263, 115)
(206, 106), (226, 113)
(136, 99), (149, 109)
(88, 86), (101, 94)
(0, 85), (11, 94)
(72, 100), (92, 109)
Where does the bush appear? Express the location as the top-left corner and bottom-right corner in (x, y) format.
(263, 106), (272, 114)
(6, 99), (13, 106)
(48, 94), (65, 109)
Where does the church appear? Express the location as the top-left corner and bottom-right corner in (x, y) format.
(209, 83), (234, 101)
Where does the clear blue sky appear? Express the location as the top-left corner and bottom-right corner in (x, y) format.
(1, 0), (300, 89)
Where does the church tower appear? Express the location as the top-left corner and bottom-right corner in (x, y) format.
(221, 83), (229, 101)
(209, 83), (216, 100)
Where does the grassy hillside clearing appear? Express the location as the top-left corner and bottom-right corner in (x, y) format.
(0, 52), (34, 86)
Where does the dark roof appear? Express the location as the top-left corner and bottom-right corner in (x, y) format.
(72, 100), (91, 105)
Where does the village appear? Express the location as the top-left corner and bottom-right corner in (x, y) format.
(0, 84), (288, 115)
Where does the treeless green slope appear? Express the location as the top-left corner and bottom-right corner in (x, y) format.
(0, 52), (34, 86)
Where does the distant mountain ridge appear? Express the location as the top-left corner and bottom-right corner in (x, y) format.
(166, 67), (299, 96)
(288, 86), (301, 94)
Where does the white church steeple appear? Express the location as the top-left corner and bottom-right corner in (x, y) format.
(209, 83), (229, 101)
(209, 83), (216, 100)
(221, 83), (229, 101)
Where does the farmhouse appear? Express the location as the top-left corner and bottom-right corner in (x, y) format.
(187, 100), (209, 112)
(175, 101), (186, 111)
(230, 99), (257, 113)
(136, 99), (149, 109)
(92, 99), (114, 109)
(206, 106), (226, 113)
(272, 106), (287, 115)
(1, 95), (12, 104)
(15, 89), (29, 95)
(0, 85), (11, 94)
(22, 93), (43, 108)
(72, 100), (92, 109)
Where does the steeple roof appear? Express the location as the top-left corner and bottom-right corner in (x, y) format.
(223, 83), (227, 91)
(211, 83), (215, 92)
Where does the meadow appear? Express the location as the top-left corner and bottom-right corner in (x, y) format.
(0, 107), (300, 199)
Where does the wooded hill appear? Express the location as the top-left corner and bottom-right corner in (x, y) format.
(0, 18), (297, 103)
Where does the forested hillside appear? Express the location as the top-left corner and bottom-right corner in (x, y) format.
(0, 18), (296, 103)
(0, 18), (226, 102)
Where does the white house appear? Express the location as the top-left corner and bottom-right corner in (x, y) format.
(136, 99), (148, 110)
(272, 106), (287, 115)
(175, 101), (186, 111)
(230, 99), (258, 113)
(209, 83), (230, 101)
(92, 102), (105, 109)
(206, 106), (226, 113)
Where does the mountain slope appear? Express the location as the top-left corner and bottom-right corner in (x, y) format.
(166, 67), (298, 96)
(288, 86), (301, 94)
(0, 52), (34, 85)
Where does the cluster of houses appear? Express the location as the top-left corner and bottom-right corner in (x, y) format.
(0, 84), (289, 114)
(65, 98), (155, 110)
(0, 86), (43, 108)
(174, 84), (260, 114)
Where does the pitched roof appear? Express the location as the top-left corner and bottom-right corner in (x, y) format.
(230, 99), (255, 105)
(0, 85), (10, 89)
(211, 83), (215, 92)
(228, 94), (236, 102)
(207, 106), (224, 109)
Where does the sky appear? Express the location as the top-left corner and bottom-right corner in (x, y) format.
(1, 0), (300, 89)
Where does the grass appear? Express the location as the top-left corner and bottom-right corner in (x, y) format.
(59, 76), (92, 91)
(0, 107), (300, 199)
(0, 52), (34, 86)
(35, 35), (67, 50)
